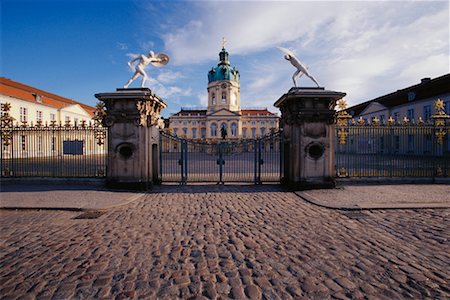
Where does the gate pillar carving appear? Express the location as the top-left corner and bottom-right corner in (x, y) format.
(95, 88), (166, 190)
(275, 87), (346, 190)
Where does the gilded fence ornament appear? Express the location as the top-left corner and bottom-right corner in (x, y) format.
(387, 116), (395, 126)
(431, 99), (449, 145)
(93, 101), (106, 127)
(357, 117), (365, 126)
(338, 167), (348, 177)
(372, 116), (380, 126)
(337, 128), (349, 145)
(431, 99), (449, 127)
(335, 99), (351, 145)
(1, 102), (15, 146)
(402, 116), (410, 125)
(417, 117), (425, 126)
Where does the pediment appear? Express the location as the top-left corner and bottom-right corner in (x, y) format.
(207, 108), (241, 117)
(360, 102), (387, 115)
(60, 104), (91, 117)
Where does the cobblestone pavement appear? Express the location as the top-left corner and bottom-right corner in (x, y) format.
(1, 185), (449, 299)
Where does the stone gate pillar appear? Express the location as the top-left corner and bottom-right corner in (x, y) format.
(274, 87), (346, 190)
(95, 88), (166, 190)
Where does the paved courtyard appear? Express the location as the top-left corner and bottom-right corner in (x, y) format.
(1, 185), (449, 299)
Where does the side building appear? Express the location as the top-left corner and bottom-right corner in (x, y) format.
(168, 47), (279, 140)
(348, 74), (450, 123)
(0, 77), (96, 125)
(0, 78), (101, 159)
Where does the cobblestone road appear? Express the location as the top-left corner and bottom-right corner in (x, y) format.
(1, 185), (449, 299)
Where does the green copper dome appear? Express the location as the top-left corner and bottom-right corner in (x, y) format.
(208, 48), (240, 84)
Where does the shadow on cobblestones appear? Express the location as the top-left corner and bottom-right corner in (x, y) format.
(154, 184), (288, 194)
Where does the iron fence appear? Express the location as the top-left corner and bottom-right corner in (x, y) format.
(1, 104), (107, 178)
(160, 130), (283, 184)
(335, 99), (450, 178)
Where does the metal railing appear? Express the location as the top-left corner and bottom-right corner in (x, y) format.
(159, 130), (283, 184)
(1, 104), (107, 178)
(335, 99), (450, 178)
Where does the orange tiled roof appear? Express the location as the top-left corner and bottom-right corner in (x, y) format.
(241, 109), (277, 116)
(0, 77), (96, 116)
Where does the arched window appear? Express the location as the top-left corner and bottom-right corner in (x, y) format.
(173, 128), (178, 136)
(260, 127), (266, 136)
(211, 93), (216, 105)
(231, 123), (237, 137)
(220, 123), (228, 138)
(251, 128), (256, 138)
(192, 128), (197, 138)
(210, 123), (217, 137)
(182, 128), (188, 136)
(221, 92), (226, 104)
(242, 128), (247, 138)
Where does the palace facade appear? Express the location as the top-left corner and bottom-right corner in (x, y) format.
(348, 74), (450, 123)
(168, 47), (279, 140)
(0, 77), (96, 125)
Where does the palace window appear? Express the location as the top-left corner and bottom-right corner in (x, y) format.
(260, 127), (266, 136)
(210, 123), (217, 137)
(182, 128), (188, 136)
(221, 92), (226, 104)
(50, 113), (56, 122)
(407, 108), (414, 121)
(20, 107), (28, 123)
(173, 128), (178, 136)
(423, 105), (432, 121)
(242, 128), (247, 138)
(231, 123), (237, 137)
(251, 128), (256, 138)
(192, 128), (197, 139)
(212, 93), (216, 105)
(36, 111), (43, 122)
(201, 128), (206, 138)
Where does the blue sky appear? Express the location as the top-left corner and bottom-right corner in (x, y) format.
(1, 0), (449, 117)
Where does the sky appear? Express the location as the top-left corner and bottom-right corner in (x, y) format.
(1, 0), (449, 117)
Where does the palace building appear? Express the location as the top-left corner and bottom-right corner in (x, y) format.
(0, 77), (96, 125)
(168, 47), (279, 140)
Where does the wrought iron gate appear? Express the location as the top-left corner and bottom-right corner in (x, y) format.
(159, 131), (283, 184)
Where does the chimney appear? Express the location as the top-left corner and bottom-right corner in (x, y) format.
(420, 77), (431, 84)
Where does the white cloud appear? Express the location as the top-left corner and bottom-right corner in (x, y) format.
(116, 42), (128, 51)
(143, 1), (449, 108)
(143, 77), (192, 101)
(157, 70), (184, 84)
(198, 92), (208, 107)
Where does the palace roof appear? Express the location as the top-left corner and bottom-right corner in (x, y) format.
(347, 73), (450, 116)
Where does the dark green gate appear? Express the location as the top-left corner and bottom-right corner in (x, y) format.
(159, 131), (283, 184)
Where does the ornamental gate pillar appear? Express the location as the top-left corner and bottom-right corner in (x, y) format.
(95, 88), (166, 190)
(274, 87), (346, 190)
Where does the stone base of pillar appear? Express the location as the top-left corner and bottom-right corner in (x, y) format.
(275, 87), (346, 190)
(95, 88), (166, 191)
